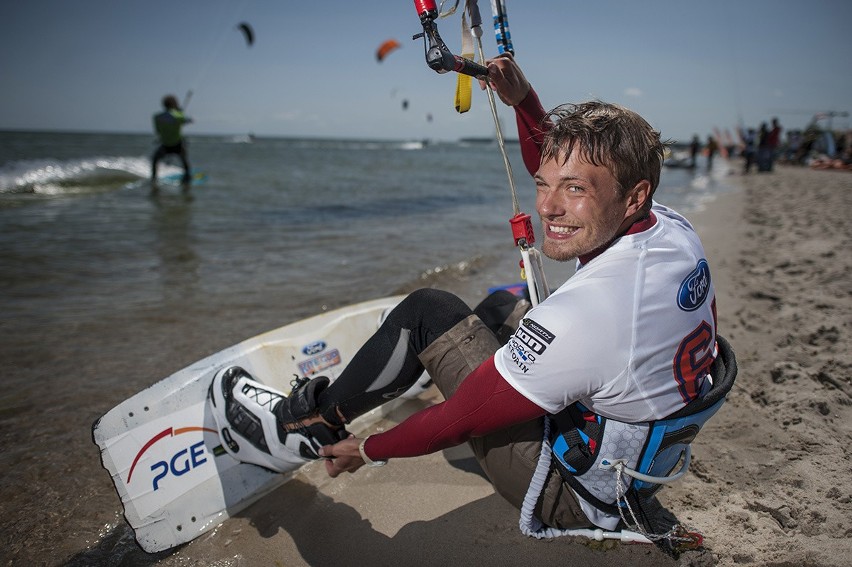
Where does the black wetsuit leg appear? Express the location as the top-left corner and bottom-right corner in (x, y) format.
(151, 143), (190, 183)
(176, 143), (191, 183)
(473, 289), (528, 345)
(317, 288), (526, 426)
(151, 146), (168, 181)
(318, 288), (472, 424)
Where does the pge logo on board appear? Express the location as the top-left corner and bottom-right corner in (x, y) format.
(126, 426), (216, 491)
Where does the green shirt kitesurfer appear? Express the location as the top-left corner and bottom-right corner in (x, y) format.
(150, 94), (193, 189)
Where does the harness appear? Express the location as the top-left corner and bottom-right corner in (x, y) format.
(519, 335), (737, 548)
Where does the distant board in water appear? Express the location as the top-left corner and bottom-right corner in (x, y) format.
(92, 295), (431, 552)
(158, 171), (208, 186)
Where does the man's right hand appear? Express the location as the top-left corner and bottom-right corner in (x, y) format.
(480, 52), (531, 107)
(318, 435), (366, 477)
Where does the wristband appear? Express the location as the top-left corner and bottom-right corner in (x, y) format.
(358, 436), (387, 467)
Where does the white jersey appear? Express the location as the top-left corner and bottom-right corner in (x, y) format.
(495, 203), (717, 529)
(496, 203), (716, 428)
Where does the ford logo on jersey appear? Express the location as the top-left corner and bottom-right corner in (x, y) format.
(302, 341), (326, 356)
(677, 259), (711, 311)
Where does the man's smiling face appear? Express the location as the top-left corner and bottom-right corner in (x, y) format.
(534, 151), (637, 262)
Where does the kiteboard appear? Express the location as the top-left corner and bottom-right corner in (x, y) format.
(157, 170), (208, 186)
(92, 295), (429, 553)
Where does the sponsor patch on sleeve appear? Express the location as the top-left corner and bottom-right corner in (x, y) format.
(506, 318), (555, 374)
(677, 259), (711, 311)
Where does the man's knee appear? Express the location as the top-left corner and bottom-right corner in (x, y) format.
(419, 314), (501, 398)
(474, 290), (531, 344)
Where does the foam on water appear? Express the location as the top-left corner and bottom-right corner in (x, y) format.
(0, 155), (190, 195)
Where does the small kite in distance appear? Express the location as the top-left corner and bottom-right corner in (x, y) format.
(376, 39), (401, 62)
(237, 22), (255, 47)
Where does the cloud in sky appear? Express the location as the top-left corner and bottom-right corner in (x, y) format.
(624, 87), (643, 98)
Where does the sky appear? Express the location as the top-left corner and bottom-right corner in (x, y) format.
(2, 0), (850, 143)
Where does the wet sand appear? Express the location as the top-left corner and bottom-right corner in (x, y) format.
(3, 165), (851, 566)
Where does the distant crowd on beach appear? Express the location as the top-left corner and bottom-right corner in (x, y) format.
(791, 127), (852, 171)
(737, 119), (852, 173)
(669, 116), (852, 174)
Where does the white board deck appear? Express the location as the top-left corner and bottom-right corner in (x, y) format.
(92, 295), (416, 552)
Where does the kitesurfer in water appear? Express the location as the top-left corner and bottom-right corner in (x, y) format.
(150, 94), (193, 190)
(209, 54), (733, 550)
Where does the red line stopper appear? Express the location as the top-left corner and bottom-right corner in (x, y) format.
(510, 213), (535, 247)
(414, 0), (438, 17)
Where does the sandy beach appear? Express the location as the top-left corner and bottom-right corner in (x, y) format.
(9, 164), (851, 566)
(668, 165), (852, 566)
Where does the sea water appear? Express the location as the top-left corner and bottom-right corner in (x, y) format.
(0, 130), (736, 564)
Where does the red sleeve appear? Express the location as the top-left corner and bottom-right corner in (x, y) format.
(364, 356), (546, 461)
(514, 87), (551, 177)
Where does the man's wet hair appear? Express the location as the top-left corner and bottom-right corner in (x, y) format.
(540, 101), (667, 208)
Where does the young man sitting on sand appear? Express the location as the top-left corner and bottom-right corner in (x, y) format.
(209, 55), (734, 549)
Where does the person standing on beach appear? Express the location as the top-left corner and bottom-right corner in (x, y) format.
(740, 128), (757, 174)
(150, 94), (193, 188)
(766, 117), (782, 171)
(689, 135), (701, 168)
(209, 54), (731, 548)
(705, 135), (719, 171)
(757, 122), (772, 172)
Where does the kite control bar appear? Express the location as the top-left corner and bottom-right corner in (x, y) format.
(412, 0), (489, 79)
